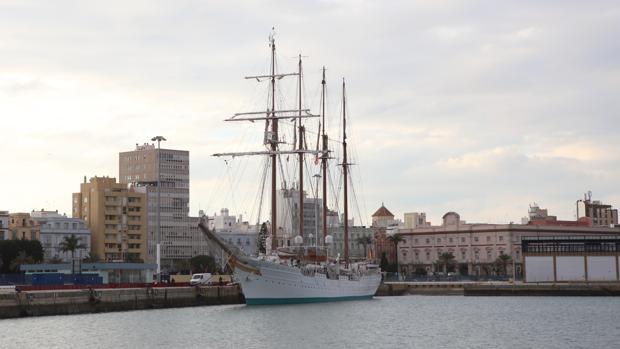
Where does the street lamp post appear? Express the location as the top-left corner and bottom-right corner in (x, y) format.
(151, 136), (166, 282)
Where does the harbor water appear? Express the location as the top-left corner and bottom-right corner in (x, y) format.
(1, 296), (619, 348)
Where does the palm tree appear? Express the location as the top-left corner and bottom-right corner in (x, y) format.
(59, 234), (86, 274)
(495, 253), (512, 276)
(437, 252), (456, 274)
(356, 235), (373, 259)
(386, 233), (404, 279)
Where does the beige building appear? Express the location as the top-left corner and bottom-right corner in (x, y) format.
(395, 211), (620, 276)
(403, 212), (430, 229)
(72, 176), (147, 262)
(8, 212), (40, 240)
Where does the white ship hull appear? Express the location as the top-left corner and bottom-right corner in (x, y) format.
(233, 260), (382, 305)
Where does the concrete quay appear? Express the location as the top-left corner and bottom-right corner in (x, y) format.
(464, 283), (620, 296)
(377, 282), (468, 296)
(0, 285), (244, 319)
(376, 281), (620, 297)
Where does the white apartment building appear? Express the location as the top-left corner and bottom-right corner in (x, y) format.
(207, 208), (258, 257)
(31, 210), (91, 262)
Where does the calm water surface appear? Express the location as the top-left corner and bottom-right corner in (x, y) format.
(2, 296), (619, 348)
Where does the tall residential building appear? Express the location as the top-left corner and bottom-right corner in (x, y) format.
(0, 211), (9, 240)
(8, 212), (40, 240)
(72, 176), (147, 262)
(119, 143), (206, 269)
(31, 210), (91, 262)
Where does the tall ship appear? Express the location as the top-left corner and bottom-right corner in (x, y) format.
(199, 32), (381, 305)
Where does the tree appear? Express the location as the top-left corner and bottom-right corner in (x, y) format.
(355, 235), (372, 259)
(386, 233), (404, 278)
(59, 234), (86, 274)
(495, 253), (512, 276)
(10, 251), (34, 272)
(437, 252), (456, 274)
(0, 240), (43, 273)
(379, 252), (389, 272)
(257, 222), (268, 254)
(59, 234), (86, 261)
(190, 255), (217, 273)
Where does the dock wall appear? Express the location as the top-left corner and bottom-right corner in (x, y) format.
(376, 282), (620, 297)
(0, 285), (244, 319)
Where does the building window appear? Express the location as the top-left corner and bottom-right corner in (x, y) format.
(449, 238), (453, 243)
(461, 237), (465, 243)
(487, 236), (491, 242)
(425, 238), (430, 244)
(499, 236), (503, 242)
(461, 251), (466, 260)
(474, 237), (479, 242)
(414, 238), (418, 244)
(437, 238), (441, 243)
(425, 252), (430, 260)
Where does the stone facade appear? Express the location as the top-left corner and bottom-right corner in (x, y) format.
(8, 212), (40, 241)
(0, 211), (9, 240)
(391, 212), (620, 277)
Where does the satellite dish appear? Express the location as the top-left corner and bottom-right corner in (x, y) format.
(324, 235), (334, 244)
(294, 235), (303, 245)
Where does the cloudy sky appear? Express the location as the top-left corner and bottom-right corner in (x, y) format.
(1, 0), (619, 226)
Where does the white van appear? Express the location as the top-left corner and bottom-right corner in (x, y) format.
(190, 273), (212, 286)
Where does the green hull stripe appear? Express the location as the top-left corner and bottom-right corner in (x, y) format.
(245, 295), (373, 305)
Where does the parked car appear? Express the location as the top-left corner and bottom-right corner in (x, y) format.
(189, 273), (212, 286)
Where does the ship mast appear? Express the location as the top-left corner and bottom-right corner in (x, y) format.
(212, 32), (321, 253)
(297, 55), (305, 239)
(342, 78), (349, 265)
(321, 67), (328, 246)
(270, 35), (278, 250)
